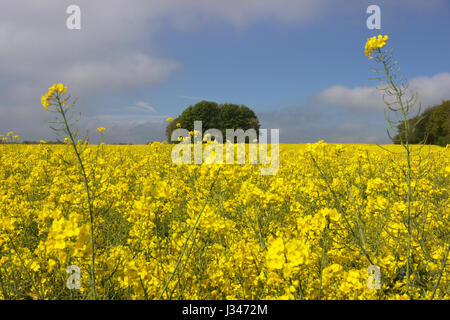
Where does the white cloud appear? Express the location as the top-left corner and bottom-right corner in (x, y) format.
(408, 73), (450, 108)
(314, 72), (450, 112)
(314, 85), (383, 111)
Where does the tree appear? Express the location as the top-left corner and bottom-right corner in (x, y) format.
(219, 104), (260, 139)
(165, 115), (181, 142)
(166, 101), (260, 143)
(393, 100), (450, 146)
(179, 101), (220, 133)
(426, 100), (450, 146)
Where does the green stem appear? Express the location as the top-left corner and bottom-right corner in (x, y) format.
(56, 95), (97, 299)
(378, 48), (413, 296)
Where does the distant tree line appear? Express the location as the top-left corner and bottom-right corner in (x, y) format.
(0, 140), (64, 144)
(393, 100), (450, 146)
(23, 140), (64, 144)
(166, 100), (260, 143)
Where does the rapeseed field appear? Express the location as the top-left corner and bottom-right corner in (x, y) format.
(0, 142), (448, 299)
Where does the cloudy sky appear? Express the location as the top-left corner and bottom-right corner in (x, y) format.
(1, 0), (449, 144)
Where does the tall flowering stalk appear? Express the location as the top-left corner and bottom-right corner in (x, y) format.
(41, 84), (97, 299)
(365, 35), (420, 296)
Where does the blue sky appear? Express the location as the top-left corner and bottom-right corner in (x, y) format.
(1, 0), (449, 143)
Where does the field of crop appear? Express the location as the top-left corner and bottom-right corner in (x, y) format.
(0, 142), (448, 299)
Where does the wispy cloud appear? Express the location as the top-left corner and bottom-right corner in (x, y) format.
(125, 101), (157, 113)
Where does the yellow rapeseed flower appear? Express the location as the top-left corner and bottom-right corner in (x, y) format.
(41, 83), (67, 110)
(365, 35), (388, 56)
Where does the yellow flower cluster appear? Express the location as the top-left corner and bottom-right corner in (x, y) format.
(41, 83), (67, 110)
(365, 35), (388, 56)
(0, 142), (448, 300)
(0, 131), (19, 142)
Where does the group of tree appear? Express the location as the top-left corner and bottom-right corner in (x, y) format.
(393, 100), (450, 146)
(166, 100), (260, 143)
